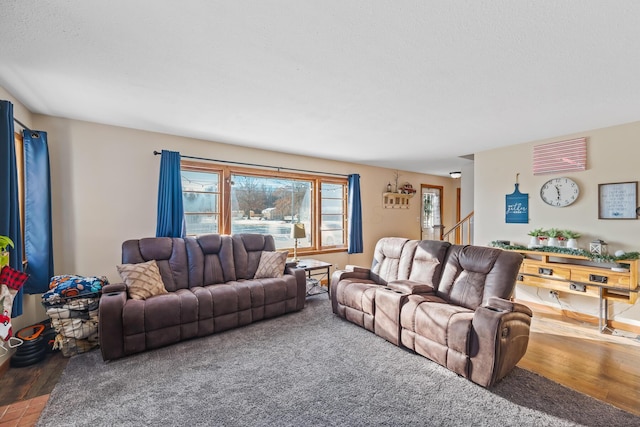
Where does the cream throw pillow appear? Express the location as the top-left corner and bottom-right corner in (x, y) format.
(254, 251), (289, 279)
(116, 259), (168, 300)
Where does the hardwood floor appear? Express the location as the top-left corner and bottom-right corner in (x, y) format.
(0, 352), (67, 406)
(0, 352), (67, 426)
(518, 304), (640, 416)
(0, 306), (637, 423)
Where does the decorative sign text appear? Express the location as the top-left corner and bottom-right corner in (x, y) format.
(506, 184), (529, 223)
(598, 182), (638, 219)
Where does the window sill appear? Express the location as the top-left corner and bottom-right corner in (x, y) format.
(297, 248), (347, 257)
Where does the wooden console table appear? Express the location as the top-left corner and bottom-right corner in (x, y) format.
(510, 249), (639, 332)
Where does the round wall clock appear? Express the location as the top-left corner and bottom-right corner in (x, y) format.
(540, 177), (580, 207)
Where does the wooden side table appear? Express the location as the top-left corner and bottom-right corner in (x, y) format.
(293, 259), (332, 297)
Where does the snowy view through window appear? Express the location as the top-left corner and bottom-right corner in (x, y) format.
(182, 170), (346, 250)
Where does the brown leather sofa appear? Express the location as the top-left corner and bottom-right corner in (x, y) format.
(331, 237), (531, 387)
(99, 233), (306, 361)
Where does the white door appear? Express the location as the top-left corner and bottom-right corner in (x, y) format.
(421, 185), (443, 240)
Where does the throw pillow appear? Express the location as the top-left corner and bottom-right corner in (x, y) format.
(116, 259), (168, 300)
(254, 251), (289, 279)
(0, 265), (29, 291)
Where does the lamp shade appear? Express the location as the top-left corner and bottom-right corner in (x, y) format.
(291, 223), (306, 239)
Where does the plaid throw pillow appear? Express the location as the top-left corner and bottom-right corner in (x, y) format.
(0, 265), (29, 291)
(254, 251), (289, 279)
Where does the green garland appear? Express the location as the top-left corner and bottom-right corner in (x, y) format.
(489, 241), (640, 263)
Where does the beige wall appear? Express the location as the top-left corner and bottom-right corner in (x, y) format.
(475, 121), (640, 327)
(0, 104), (453, 347)
(460, 163), (474, 219)
(31, 115), (457, 284)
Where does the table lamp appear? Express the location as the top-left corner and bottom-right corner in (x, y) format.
(291, 223), (306, 262)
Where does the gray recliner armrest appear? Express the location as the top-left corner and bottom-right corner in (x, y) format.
(284, 266), (307, 310)
(330, 267), (377, 315)
(345, 265), (371, 274)
(485, 296), (533, 316)
(330, 267), (372, 285)
(469, 298), (533, 387)
(98, 285), (128, 361)
(103, 282), (127, 294)
(386, 280), (435, 295)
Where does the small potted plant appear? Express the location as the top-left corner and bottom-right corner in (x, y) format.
(561, 230), (581, 250)
(0, 235), (14, 268)
(545, 228), (562, 247)
(527, 228), (545, 248)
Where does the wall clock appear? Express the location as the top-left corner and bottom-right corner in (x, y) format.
(540, 177), (580, 207)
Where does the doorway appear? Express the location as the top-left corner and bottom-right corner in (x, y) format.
(420, 184), (443, 240)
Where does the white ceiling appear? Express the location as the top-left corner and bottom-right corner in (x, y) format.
(2, 1), (640, 176)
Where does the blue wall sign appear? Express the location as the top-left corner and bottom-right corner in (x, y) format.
(506, 183), (529, 223)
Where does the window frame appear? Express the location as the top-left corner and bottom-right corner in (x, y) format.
(181, 166), (222, 235)
(181, 160), (348, 256)
(14, 131), (27, 264)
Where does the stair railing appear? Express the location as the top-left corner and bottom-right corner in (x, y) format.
(443, 211), (474, 245)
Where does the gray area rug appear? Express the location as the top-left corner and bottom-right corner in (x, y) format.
(37, 295), (640, 427)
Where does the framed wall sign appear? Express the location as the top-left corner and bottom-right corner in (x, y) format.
(598, 181), (638, 219)
(505, 183), (529, 223)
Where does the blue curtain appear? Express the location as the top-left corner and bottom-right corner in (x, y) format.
(156, 150), (185, 238)
(0, 101), (24, 316)
(23, 130), (54, 294)
(347, 174), (363, 254)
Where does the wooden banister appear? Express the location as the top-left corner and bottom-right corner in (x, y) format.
(443, 211), (474, 245)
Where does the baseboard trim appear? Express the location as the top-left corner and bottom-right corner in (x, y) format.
(517, 299), (640, 335)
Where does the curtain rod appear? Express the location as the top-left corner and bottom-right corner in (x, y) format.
(153, 150), (350, 178)
(13, 117), (39, 137)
